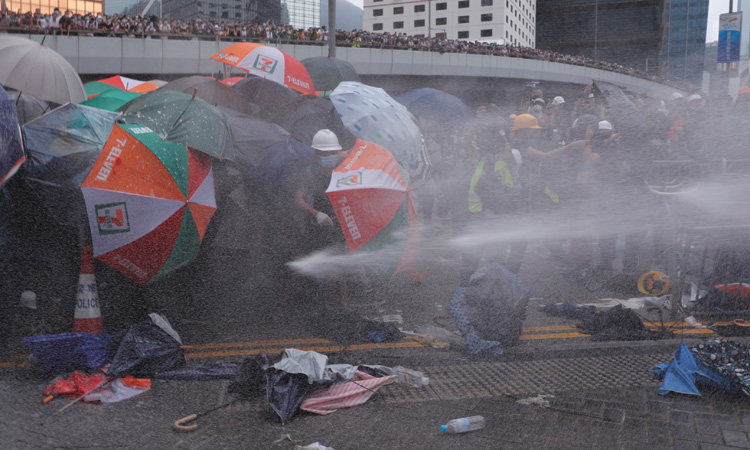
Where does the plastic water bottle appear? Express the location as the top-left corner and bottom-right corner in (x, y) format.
(440, 416), (485, 434)
(392, 366), (430, 387)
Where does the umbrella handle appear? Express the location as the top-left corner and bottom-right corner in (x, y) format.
(173, 413), (199, 432)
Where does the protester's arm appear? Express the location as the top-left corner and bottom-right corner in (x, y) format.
(524, 140), (587, 160)
(294, 188), (333, 226)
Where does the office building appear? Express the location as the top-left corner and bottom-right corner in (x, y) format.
(537, 0), (663, 76)
(5, 0), (103, 15)
(659, 0), (709, 86)
(144, 0), (282, 23)
(281, 0), (320, 29)
(362, 0), (536, 46)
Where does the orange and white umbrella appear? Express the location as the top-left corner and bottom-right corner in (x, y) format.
(81, 123), (216, 285)
(84, 76), (160, 100)
(210, 43), (315, 95)
(326, 140), (420, 279)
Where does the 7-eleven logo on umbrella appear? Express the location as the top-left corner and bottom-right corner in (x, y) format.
(95, 202), (130, 235)
(253, 55), (278, 73)
(336, 172), (363, 188)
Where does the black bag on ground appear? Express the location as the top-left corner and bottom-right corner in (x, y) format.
(461, 263), (531, 348)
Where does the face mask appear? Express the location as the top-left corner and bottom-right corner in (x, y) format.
(319, 155), (341, 169)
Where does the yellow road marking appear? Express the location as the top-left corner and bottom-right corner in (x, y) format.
(185, 341), (426, 359)
(520, 332), (589, 340)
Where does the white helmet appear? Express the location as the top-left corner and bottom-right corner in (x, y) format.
(598, 120), (613, 131)
(311, 129), (342, 152)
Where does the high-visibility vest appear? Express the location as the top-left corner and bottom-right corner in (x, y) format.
(468, 159), (515, 213)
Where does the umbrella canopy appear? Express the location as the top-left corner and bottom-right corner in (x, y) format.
(81, 123), (217, 285)
(159, 75), (255, 116)
(84, 76), (160, 100)
(219, 106), (314, 195)
(210, 43), (316, 95)
(232, 76), (299, 123)
(301, 56), (361, 92)
(326, 140), (421, 279)
(281, 95), (357, 151)
(330, 82), (422, 166)
(117, 89), (234, 160)
(0, 36), (86, 104)
(80, 89), (141, 112)
(395, 88), (474, 134)
(4, 87), (51, 124)
(0, 84), (25, 190)
(219, 76), (247, 87)
(22, 103), (119, 226)
(108, 322), (185, 378)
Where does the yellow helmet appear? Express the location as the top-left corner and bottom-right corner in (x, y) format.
(512, 113), (542, 131)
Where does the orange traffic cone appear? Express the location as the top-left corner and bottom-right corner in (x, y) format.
(73, 247), (103, 334)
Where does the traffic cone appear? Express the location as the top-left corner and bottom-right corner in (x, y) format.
(73, 247), (103, 334)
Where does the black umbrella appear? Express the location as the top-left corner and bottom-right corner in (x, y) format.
(107, 322), (185, 378)
(160, 76), (256, 116)
(281, 95), (357, 151)
(301, 56), (361, 92)
(232, 76), (299, 124)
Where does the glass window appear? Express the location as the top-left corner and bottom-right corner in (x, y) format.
(393, 21), (403, 29)
(373, 8), (383, 16)
(393, 6), (403, 14)
(373, 23), (383, 30)
(481, 29), (493, 37)
(436, 17), (447, 25)
(458, 15), (469, 24)
(458, 0), (469, 7)
(435, 2), (447, 10)
(481, 0), (492, 5)
(458, 30), (469, 38)
(481, 13), (492, 22)
(414, 19), (425, 27)
(415, 4), (425, 12)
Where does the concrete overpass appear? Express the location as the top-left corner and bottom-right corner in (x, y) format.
(3, 33), (680, 100)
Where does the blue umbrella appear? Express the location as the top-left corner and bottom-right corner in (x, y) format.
(0, 84), (25, 190)
(22, 103), (118, 225)
(395, 88), (474, 134)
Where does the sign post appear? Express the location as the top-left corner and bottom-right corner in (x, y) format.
(718, 12), (743, 64)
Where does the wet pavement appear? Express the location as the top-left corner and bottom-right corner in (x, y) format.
(3, 232), (750, 449)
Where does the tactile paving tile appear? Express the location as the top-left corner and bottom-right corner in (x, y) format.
(381, 352), (670, 403)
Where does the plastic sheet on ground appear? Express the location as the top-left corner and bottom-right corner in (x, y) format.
(300, 371), (396, 415)
(650, 343), (735, 396)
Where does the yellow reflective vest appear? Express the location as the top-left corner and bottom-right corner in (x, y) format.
(468, 159), (515, 213)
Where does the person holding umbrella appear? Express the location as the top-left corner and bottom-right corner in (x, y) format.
(284, 129), (350, 310)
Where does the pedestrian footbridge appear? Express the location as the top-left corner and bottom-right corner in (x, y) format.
(5, 33), (675, 97)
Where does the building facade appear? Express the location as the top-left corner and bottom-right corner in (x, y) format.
(6, 0), (103, 15)
(281, 0), (320, 29)
(362, 0), (536, 46)
(659, 0), (709, 86)
(145, 0), (282, 23)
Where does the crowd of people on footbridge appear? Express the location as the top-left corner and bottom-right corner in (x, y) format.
(0, 6), (690, 92)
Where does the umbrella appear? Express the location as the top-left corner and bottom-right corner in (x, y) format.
(0, 36), (86, 104)
(232, 76), (299, 123)
(330, 82), (423, 166)
(301, 56), (361, 92)
(219, 106), (314, 195)
(395, 88), (475, 134)
(108, 322), (186, 378)
(281, 95), (357, 151)
(80, 123), (217, 285)
(210, 42), (316, 95)
(159, 75), (255, 116)
(0, 84), (25, 190)
(117, 89), (234, 160)
(80, 89), (142, 112)
(326, 140), (421, 279)
(4, 87), (51, 124)
(219, 76), (247, 87)
(22, 103), (119, 226)
(84, 75), (160, 99)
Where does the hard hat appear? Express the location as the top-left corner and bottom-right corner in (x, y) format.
(311, 129), (342, 152)
(670, 92), (684, 101)
(598, 120), (613, 131)
(688, 94), (702, 102)
(531, 97), (545, 105)
(552, 96), (565, 106)
(572, 114), (598, 130)
(512, 114), (541, 131)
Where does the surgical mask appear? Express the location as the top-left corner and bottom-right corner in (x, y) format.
(319, 155), (342, 169)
